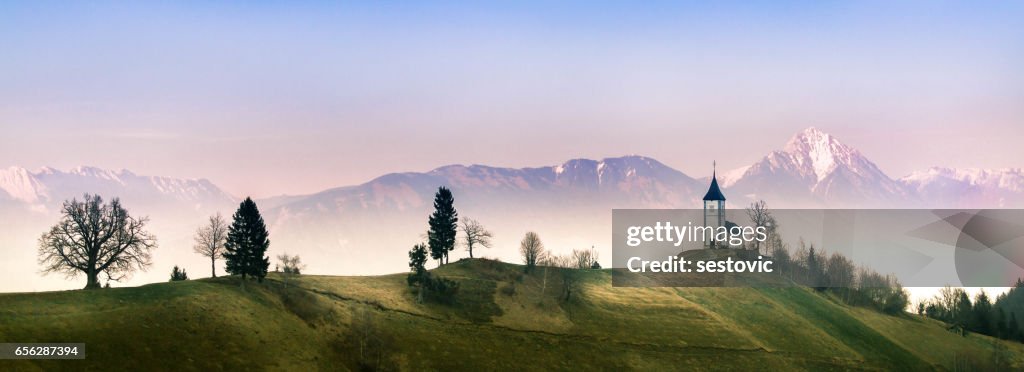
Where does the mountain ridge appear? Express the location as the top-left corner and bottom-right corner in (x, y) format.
(5, 129), (1022, 210)
(3, 128), (1022, 286)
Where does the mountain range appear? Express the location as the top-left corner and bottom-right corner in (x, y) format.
(2, 127), (1022, 289)
(5, 128), (1021, 213)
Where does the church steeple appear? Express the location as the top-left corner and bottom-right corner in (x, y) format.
(702, 161), (726, 201)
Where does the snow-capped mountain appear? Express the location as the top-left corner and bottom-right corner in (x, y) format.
(902, 167), (1024, 208)
(3, 127), (1022, 290)
(0, 167), (48, 205)
(724, 127), (910, 207)
(260, 156), (706, 275)
(0, 166), (240, 292)
(0, 166), (237, 213)
(267, 155), (703, 219)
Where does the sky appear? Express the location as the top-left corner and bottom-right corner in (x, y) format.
(1, 1), (1022, 198)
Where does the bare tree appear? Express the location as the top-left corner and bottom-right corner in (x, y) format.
(745, 200), (771, 254)
(276, 253), (306, 287)
(193, 212), (228, 278)
(538, 254), (565, 299)
(346, 307), (392, 370)
(519, 231), (546, 272)
(277, 253), (305, 274)
(460, 218), (493, 259)
(539, 254), (580, 302)
(38, 194), (157, 289)
(571, 246), (599, 269)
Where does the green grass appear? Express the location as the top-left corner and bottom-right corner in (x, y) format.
(2, 259), (1023, 371)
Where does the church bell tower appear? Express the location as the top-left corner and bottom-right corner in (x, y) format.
(703, 161), (726, 248)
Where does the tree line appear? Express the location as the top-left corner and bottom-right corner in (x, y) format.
(37, 194), (274, 289)
(916, 282), (1024, 343)
(407, 186), (602, 304)
(745, 201), (909, 315)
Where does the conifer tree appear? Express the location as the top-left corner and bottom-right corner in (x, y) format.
(1012, 312), (1023, 342)
(223, 197), (271, 287)
(427, 187), (458, 265)
(997, 307), (1008, 339)
(408, 243), (428, 303)
(971, 290), (993, 335)
(169, 265), (189, 281)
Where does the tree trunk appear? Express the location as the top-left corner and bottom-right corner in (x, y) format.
(84, 269), (100, 290)
(468, 243), (474, 259)
(540, 266), (548, 300)
(211, 257), (217, 278)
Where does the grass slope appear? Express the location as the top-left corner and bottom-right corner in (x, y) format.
(2, 259), (1022, 371)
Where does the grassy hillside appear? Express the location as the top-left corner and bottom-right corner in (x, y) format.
(2, 259), (1022, 371)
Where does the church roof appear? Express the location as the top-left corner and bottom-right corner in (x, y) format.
(702, 174), (726, 201)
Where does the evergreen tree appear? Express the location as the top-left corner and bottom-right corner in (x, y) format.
(806, 245), (824, 290)
(971, 290), (993, 335)
(409, 244), (428, 276)
(997, 307), (1008, 339)
(955, 291), (973, 329)
(408, 243), (428, 303)
(223, 197), (271, 286)
(169, 265), (189, 281)
(427, 187), (458, 265)
(1010, 312), (1022, 342)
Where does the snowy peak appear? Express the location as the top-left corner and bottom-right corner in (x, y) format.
(728, 127), (907, 206)
(0, 167), (49, 203)
(900, 167), (1024, 207)
(0, 166), (237, 208)
(552, 155), (684, 188)
(782, 127), (861, 182)
(902, 167), (1024, 191)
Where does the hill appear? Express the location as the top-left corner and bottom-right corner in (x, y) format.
(2, 259), (1022, 371)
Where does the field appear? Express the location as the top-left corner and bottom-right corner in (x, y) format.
(2, 258), (1022, 371)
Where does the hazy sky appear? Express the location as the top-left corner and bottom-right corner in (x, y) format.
(2, 1), (1022, 198)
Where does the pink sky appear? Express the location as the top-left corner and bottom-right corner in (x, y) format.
(1, 1), (1022, 198)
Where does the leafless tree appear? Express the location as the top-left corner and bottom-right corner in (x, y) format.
(193, 212), (228, 278)
(277, 253), (305, 274)
(571, 246), (599, 269)
(347, 307), (393, 370)
(745, 200), (772, 254)
(519, 231), (546, 272)
(539, 254), (579, 302)
(825, 252), (856, 302)
(460, 218), (493, 259)
(538, 254), (565, 299)
(38, 194), (157, 289)
(276, 253), (305, 287)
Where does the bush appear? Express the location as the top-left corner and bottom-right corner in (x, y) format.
(169, 266), (188, 281)
(425, 276), (460, 304)
(408, 272), (460, 305)
(882, 286), (910, 315)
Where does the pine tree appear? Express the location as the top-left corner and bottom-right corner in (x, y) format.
(1011, 312), (1022, 342)
(169, 265), (189, 281)
(997, 307), (1008, 339)
(971, 290), (993, 335)
(223, 197), (271, 287)
(408, 243), (428, 303)
(427, 187), (458, 265)
(956, 291), (973, 330)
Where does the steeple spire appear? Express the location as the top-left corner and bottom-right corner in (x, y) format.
(702, 160), (726, 201)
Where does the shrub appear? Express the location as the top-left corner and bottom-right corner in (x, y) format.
(170, 266), (189, 281)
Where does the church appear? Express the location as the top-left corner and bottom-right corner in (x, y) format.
(702, 164), (726, 248)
